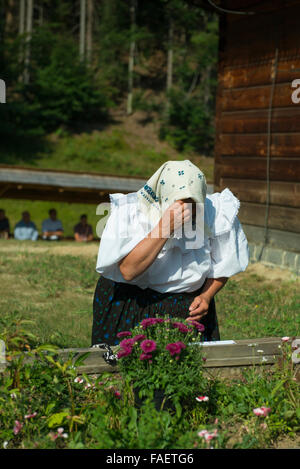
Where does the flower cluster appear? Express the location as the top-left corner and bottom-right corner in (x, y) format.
(198, 428), (218, 442)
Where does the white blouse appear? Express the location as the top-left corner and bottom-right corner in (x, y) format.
(96, 188), (249, 293)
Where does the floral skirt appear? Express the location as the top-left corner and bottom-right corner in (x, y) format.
(91, 276), (220, 346)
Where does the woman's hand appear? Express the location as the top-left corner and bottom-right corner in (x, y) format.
(160, 200), (192, 237)
(186, 293), (211, 322)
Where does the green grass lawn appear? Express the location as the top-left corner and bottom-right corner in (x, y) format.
(0, 241), (299, 349)
(0, 128), (214, 181)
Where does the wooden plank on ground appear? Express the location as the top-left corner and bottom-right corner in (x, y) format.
(3, 337), (298, 380)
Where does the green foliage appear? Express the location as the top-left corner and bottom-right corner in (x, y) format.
(0, 26), (110, 139)
(0, 333), (299, 449)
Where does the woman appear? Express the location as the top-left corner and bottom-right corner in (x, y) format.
(92, 160), (249, 346)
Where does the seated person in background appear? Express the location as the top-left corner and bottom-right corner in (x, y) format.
(74, 214), (93, 242)
(14, 211), (39, 241)
(0, 209), (10, 239)
(42, 208), (64, 240)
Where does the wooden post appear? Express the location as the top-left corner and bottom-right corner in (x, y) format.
(79, 0), (86, 60)
(19, 0), (25, 35)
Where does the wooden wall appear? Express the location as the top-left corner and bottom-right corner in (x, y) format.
(214, 0), (300, 251)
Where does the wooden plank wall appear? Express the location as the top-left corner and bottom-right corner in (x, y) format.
(214, 0), (300, 245)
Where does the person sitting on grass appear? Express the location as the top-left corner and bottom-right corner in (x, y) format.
(42, 208), (64, 241)
(0, 209), (10, 239)
(74, 214), (93, 242)
(14, 211), (39, 241)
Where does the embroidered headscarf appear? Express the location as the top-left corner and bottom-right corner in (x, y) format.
(137, 160), (212, 242)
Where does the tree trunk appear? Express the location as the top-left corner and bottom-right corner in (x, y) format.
(80, 0), (86, 60)
(165, 17), (174, 117)
(19, 0), (25, 35)
(24, 0), (33, 84)
(86, 0), (93, 64)
(127, 0), (136, 115)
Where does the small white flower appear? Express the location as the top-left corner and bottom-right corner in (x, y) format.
(248, 343), (258, 347)
(74, 377), (84, 384)
(281, 337), (290, 342)
(257, 350), (264, 353)
(10, 393), (17, 399)
(261, 356), (268, 362)
(3, 441), (8, 449)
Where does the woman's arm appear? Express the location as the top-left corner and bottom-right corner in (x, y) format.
(119, 200), (192, 281)
(187, 277), (228, 322)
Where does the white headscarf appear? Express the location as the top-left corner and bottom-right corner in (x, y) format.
(137, 160), (212, 241)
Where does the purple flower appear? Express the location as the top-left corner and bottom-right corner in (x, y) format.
(139, 352), (152, 361)
(187, 320), (205, 332)
(166, 341), (186, 356)
(140, 318), (158, 329)
(117, 331), (132, 338)
(132, 334), (146, 342)
(119, 338), (135, 349)
(117, 347), (132, 358)
(172, 322), (190, 334)
(140, 339), (157, 353)
(166, 343), (182, 356)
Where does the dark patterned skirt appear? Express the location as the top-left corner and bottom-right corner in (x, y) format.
(91, 276), (220, 346)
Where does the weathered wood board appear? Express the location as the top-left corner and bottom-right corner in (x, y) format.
(3, 337), (299, 380)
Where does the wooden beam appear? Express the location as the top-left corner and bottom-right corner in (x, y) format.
(239, 202), (300, 233)
(3, 337), (298, 380)
(219, 178), (300, 208)
(215, 157), (300, 182)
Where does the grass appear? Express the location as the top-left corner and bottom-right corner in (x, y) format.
(0, 128), (214, 181)
(0, 240), (299, 349)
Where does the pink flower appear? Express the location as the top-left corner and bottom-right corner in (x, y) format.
(186, 320), (205, 332)
(13, 420), (23, 435)
(198, 429), (218, 441)
(253, 406), (271, 417)
(117, 331), (132, 338)
(117, 347), (132, 358)
(140, 318), (156, 329)
(140, 339), (157, 353)
(166, 343), (182, 356)
(281, 337), (290, 342)
(139, 352), (152, 361)
(173, 322), (190, 333)
(24, 412), (37, 419)
(119, 338), (135, 349)
(114, 391), (121, 399)
(196, 396), (209, 402)
(74, 377), (84, 384)
(132, 334), (146, 342)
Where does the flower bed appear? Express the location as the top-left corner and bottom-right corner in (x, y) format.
(0, 318), (299, 449)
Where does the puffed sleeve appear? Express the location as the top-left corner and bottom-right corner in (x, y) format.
(206, 188), (249, 278)
(96, 192), (151, 281)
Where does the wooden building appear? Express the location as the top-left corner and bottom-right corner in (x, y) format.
(212, 0), (300, 254)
